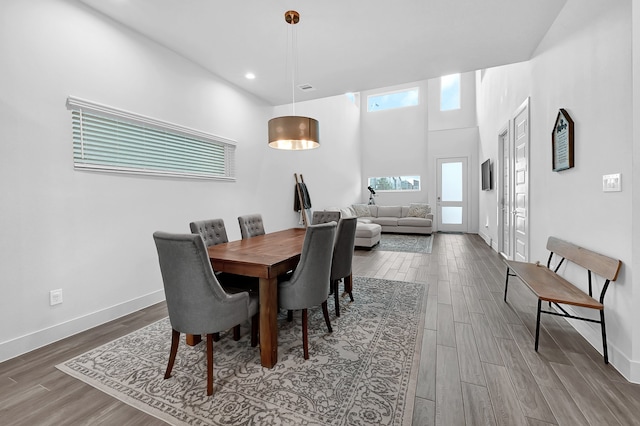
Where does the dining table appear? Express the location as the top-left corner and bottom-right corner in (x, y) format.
(192, 227), (307, 368)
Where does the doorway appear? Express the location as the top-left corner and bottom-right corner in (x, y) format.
(437, 157), (468, 233)
(499, 98), (529, 261)
(498, 126), (511, 258)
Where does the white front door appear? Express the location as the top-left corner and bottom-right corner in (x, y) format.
(513, 99), (529, 262)
(437, 157), (468, 233)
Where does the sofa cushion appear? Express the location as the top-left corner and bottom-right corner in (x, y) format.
(407, 203), (430, 218)
(374, 217), (399, 226)
(352, 204), (371, 217)
(376, 205), (402, 217)
(398, 217), (432, 227)
(355, 222), (382, 238)
(335, 206), (355, 218)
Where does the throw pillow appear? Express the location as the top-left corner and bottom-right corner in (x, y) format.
(340, 207), (356, 218)
(407, 203), (430, 218)
(352, 204), (371, 217)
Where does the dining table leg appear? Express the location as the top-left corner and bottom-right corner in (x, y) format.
(259, 276), (278, 368)
(185, 334), (201, 346)
(344, 273), (353, 295)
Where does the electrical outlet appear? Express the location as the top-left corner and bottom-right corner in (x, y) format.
(50, 289), (63, 306)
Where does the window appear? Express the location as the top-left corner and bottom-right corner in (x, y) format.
(367, 88), (419, 112)
(440, 73), (460, 111)
(368, 176), (421, 192)
(67, 96), (236, 180)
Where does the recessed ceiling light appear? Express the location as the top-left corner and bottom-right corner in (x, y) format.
(245, 72), (256, 80)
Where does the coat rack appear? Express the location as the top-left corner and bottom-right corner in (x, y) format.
(294, 173), (311, 227)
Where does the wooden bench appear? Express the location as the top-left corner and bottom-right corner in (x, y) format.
(503, 237), (622, 363)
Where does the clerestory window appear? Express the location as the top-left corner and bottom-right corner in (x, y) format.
(440, 74), (461, 111)
(367, 88), (419, 112)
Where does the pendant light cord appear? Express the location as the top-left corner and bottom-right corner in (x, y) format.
(290, 21), (298, 115)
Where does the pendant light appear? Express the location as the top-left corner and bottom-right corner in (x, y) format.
(268, 10), (320, 150)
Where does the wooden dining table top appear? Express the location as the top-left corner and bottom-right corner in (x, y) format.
(205, 227), (307, 368)
(207, 227), (306, 278)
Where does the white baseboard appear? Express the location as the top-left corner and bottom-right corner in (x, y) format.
(478, 230), (492, 248)
(0, 290), (165, 363)
(558, 305), (638, 383)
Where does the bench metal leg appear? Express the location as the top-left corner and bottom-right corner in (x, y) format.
(504, 268), (510, 302)
(535, 299), (542, 351)
(600, 310), (608, 364)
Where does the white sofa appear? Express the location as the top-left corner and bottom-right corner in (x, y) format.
(330, 203), (433, 248)
(357, 204), (433, 235)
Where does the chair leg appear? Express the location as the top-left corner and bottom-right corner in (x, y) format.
(345, 273), (354, 302)
(287, 310), (293, 322)
(164, 329), (180, 379)
(333, 280), (340, 317)
(251, 313), (259, 348)
(233, 325), (241, 341)
(213, 332), (220, 342)
(302, 309), (309, 360)
(322, 300), (333, 333)
(206, 333), (214, 396)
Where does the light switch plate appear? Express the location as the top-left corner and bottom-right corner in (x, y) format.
(603, 173), (621, 192)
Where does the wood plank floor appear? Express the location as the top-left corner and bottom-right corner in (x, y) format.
(2, 233), (640, 425)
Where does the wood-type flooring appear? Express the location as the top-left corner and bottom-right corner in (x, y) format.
(2, 233), (639, 425)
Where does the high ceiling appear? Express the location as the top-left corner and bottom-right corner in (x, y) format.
(81, 0), (566, 106)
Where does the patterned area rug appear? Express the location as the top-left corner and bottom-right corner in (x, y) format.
(371, 233), (433, 254)
(57, 277), (427, 425)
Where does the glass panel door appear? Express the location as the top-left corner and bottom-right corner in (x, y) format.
(437, 157), (467, 232)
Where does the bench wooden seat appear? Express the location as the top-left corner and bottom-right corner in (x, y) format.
(503, 237), (621, 364)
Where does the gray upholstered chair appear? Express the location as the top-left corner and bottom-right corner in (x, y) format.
(189, 218), (229, 247)
(330, 217), (358, 316)
(238, 214), (266, 239)
(153, 231), (259, 396)
(189, 218), (257, 340)
(278, 222), (337, 359)
(311, 210), (341, 225)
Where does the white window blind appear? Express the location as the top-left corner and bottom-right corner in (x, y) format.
(67, 96), (236, 181)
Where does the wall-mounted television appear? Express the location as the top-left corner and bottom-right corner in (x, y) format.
(481, 159), (492, 191)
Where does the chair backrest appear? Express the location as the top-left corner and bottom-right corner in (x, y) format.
(312, 210), (341, 225)
(189, 218), (229, 247)
(284, 222), (337, 307)
(331, 217), (358, 281)
(238, 214), (266, 239)
(153, 231), (248, 334)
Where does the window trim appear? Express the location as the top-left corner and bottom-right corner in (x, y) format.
(66, 96), (236, 181)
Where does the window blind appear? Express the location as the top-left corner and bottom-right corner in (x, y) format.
(67, 96), (236, 181)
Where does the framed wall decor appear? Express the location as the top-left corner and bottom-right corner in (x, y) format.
(552, 108), (574, 172)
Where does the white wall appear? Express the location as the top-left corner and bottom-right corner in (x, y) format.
(360, 82), (429, 207)
(632, 0), (640, 382)
(271, 95), (362, 217)
(427, 72), (479, 233)
(477, 0), (637, 380)
(0, 0), (361, 361)
(359, 75), (479, 230)
(427, 72), (477, 132)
